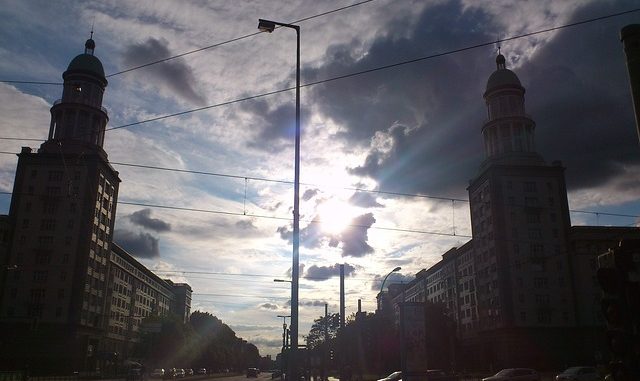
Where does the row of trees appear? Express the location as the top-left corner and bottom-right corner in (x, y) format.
(133, 311), (262, 371)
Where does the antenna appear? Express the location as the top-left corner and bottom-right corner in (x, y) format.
(90, 17), (95, 39)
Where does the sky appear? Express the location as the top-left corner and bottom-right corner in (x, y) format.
(1, 0), (639, 357)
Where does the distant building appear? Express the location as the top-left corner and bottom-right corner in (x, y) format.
(164, 279), (192, 324)
(0, 37), (191, 373)
(382, 54), (640, 371)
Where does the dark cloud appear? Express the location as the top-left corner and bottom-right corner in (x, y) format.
(259, 303), (279, 310)
(303, 1), (639, 197)
(348, 191), (383, 208)
(121, 37), (206, 105)
(302, 189), (319, 201)
(300, 300), (329, 307)
(278, 212), (377, 257)
(236, 219), (257, 230)
(304, 263), (356, 281)
(285, 299), (326, 307)
(128, 208), (171, 232)
(371, 272), (415, 291)
(114, 229), (160, 259)
(303, 1), (491, 197)
(334, 213), (376, 257)
(243, 99), (312, 151)
(521, 0), (640, 191)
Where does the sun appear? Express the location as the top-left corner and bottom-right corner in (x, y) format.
(316, 198), (358, 235)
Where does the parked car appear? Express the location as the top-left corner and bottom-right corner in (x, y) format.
(555, 367), (600, 381)
(185, 369), (194, 376)
(425, 370), (459, 381)
(175, 369), (186, 378)
(197, 368), (207, 375)
(482, 368), (539, 381)
(151, 369), (165, 378)
(247, 368), (259, 378)
(376, 370), (458, 381)
(377, 371), (403, 381)
(271, 370), (282, 379)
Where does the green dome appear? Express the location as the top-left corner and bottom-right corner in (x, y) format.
(65, 53), (106, 79)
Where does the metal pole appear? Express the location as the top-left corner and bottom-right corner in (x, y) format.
(323, 303), (328, 381)
(257, 19), (300, 380)
(339, 265), (345, 381)
(291, 25), (301, 381)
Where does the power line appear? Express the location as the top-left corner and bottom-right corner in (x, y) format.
(2, 7), (638, 129)
(1, 0), (378, 84)
(0, 152), (637, 222)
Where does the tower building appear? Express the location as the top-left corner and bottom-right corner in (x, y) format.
(0, 37), (121, 371)
(465, 53), (576, 366)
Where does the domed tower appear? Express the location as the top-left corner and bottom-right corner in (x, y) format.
(480, 53), (544, 170)
(1, 37), (120, 372)
(465, 53), (575, 366)
(42, 37), (109, 157)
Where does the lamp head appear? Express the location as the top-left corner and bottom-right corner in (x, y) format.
(258, 19), (276, 33)
(393, 266), (402, 272)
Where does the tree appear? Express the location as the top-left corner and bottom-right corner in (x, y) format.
(305, 313), (340, 350)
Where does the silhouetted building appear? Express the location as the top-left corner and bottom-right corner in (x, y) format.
(0, 37), (191, 373)
(384, 54), (640, 372)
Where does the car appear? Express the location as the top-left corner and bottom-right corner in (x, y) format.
(271, 370), (282, 379)
(127, 368), (142, 381)
(151, 369), (165, 378)
(185, 369), (194, 376)
(197, 369), (207, 375)
(424, 370), (459, 381)
(247, 368), (259, 378)
(377, 371), (403, 381)
(555, 367), (600, 381)
(175, 369), (186, 378)
(482, 368), (539, 381)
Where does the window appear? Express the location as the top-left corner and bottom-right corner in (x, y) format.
(48, 170), (64, 181)
(534, 277), (548, 289)
(535, 294), (550, 306)
(524, 181), (537, 192)
(40, 219), (56, 231)
(525, 197), (538, 206)
(526, 211), (540, 223)
(43, 201), (58, 214)
(33, 271), (48, 283)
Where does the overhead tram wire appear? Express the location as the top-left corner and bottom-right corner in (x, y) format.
(81, 7), (640, 133)
(2, 7), (639, 121)
(0, 169), (638, 224)
(1, 0), (379, 85)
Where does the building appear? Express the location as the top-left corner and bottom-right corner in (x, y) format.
(0, 37), (191, 373)
(382, 54), (640, 371)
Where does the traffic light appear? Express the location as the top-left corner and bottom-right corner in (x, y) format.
(597, 239), (640, 380)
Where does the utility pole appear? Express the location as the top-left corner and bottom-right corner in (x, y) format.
(340, 265), (345, 381)
(322, 303), (328, 381)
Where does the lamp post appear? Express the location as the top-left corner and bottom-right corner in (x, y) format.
(258, 18), (301, 381)
(378, 266), (401, 311)
(277, 314), (291, 378)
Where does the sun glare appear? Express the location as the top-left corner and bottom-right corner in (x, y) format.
(316, 198), (358, 235)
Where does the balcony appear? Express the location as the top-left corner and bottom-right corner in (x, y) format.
(53, 98), (108, 115)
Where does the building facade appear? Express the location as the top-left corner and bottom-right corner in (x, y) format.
(0, 38), (191, 373)
(382, 54), (640, 372)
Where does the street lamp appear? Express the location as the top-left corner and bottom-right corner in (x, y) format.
(274, 279), (292, 283)
(378, 266), (401, 311)
(258, 18), (301, 381)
